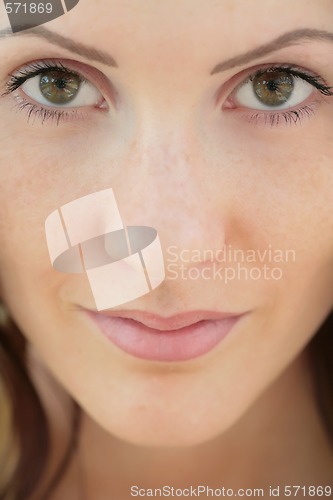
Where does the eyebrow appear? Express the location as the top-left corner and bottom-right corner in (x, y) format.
(0, 26), (332, 75)
(0, 25), (118, 67)
(210, 28), (333, 74)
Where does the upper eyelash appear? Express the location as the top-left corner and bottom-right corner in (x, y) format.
(1, 61), (88, 125)
(230, 63), (333, 127)
(5, 61), (333, 100)
(1, 60), (86, 96)
(1, 61), (333, 127)
(244, 63), (333, 97)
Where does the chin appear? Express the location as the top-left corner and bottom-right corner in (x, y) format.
(85, 401), (239, 448)
(100, 422), (225, 448)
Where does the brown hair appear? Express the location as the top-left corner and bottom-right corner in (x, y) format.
(0, 308), (332, 499)
(308, 310), (333, 444)
(0, 312), (82, 500)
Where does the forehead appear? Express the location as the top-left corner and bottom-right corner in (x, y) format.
(43, 0), (333, 73)
(0, 0), (332, 72)
(59, 0), (333, 43)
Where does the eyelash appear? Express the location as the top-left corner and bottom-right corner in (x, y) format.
(228, 63), (333, 127)
(1, 60), (333, 127)
(1, 61), (87, 125)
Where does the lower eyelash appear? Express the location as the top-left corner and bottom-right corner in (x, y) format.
(244, 103), (317, 128)
(2, 61), (90, 125)
(230, 64), (333, 128)
(12, 93), (84, 125)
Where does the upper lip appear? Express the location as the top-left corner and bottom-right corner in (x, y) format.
(86, 309), (245, 331)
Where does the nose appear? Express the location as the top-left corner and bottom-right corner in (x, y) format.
(115, 140), (226, 269)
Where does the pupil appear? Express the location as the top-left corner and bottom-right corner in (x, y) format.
(267, 80), (278, 92)
(56, 78), (67, 89)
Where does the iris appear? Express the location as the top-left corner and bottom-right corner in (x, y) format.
(253, 70), (294, 106)
(39, 70), (81, 104)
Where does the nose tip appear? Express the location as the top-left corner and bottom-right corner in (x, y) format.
(116, 183), (226, 271)
(152, 185), (226, 268)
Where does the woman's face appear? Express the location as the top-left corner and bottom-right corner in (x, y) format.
(0, 0), (333, 447)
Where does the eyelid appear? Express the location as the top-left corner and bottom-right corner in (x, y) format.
(9, 58), (117, 107)
(215, 61), (332, 105)
(216, 62), (333, 129)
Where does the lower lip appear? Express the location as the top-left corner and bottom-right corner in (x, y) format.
(86, 312), (243, 362)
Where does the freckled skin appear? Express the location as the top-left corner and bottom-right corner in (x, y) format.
(0, 0), (332, 494)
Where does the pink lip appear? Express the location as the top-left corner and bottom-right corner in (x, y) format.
(84, 309), (247, 362)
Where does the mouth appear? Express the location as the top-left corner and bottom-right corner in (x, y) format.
(83, 308), (248, 362)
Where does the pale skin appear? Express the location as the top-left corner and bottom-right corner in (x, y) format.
(0, 0), (333, 498)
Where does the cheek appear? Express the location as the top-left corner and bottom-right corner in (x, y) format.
(205, 102), (333, 259)
(214, 141), (333, 325)
(0, 160), (77, 308)
(225, 141), (333, 255)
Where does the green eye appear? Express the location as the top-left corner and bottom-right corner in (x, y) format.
(39, 70), (81, 104)
(253, 70), (294, 107)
